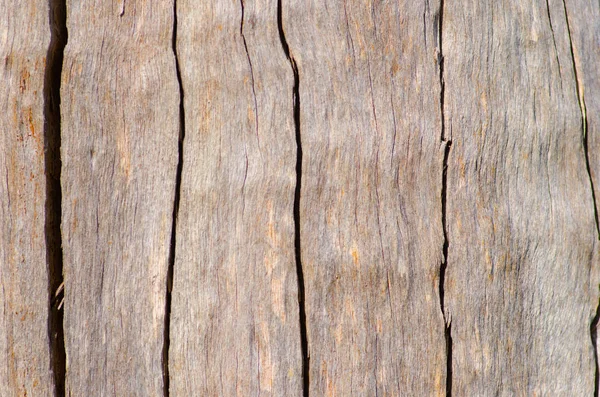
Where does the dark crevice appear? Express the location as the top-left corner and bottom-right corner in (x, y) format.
(436, 1), (452, 395)
(592, 297), (600, 397)
(163, 2), (185, 396)
(440, 141), (452, 397)
(277, 2), (309, 396)
(44, 0), (67, 395)
(240, 0), (260, 145)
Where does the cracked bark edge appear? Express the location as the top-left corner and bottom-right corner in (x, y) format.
(436, 0), (452, 395)
(562, 2), (600, 395)
(44, 0), (67, 395)
(277, 2), (309, 395)
(163, 1), (185, 395)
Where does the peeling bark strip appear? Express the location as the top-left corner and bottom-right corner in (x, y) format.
(60, 1), (180, 394)
(283, 0), (447, 393)
(0, 1), (56, 395)
(170, 0), (302, 394)
(443, 0), (599, 394)
(45, 0), (68, 395)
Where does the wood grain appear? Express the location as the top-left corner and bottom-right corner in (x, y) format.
(169, 0), (302, 395)
(283, 1), (448, 394)
(562, 0), (600, 237)
(0, 1), (55, 395)
(563, 0), (600, 382)
(443, 0), (599, 394)
(60, 1), (180, 395)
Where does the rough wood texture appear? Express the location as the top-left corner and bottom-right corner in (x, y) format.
(0, 1), (55, 395)
(3, 1), (599, 395)
(60, 1), (179, 395)
(169, 0), (302, 395)
(443, 0), (599, 394)
(563, 0), (600, 235)
(283, 1), (448, 394)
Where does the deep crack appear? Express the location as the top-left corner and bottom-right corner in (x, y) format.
(163, 2), (185, 396)
(592, 296), (600, 397)
(436, 0), (452, 395)
(277, 2), (309, 395)
(44, 0), (67, 395)
(440, 141), (452, 397)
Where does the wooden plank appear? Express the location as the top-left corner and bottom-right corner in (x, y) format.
(443, 0), (599, 394)
(60, 1), (180, 395)
(0, 1), (56, 395)
(169, 0), (302, 395)
(283, 1), (448, 394)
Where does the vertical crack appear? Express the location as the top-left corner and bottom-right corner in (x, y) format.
(440, 141), (452, 397)
(436, 0), (452, 395)
(163, 1), (185, 396)
(562, 3), (600, 394)
(544, 0), (564, 91)
(44, 0), (67, 395)
(240, 0), (260, 145)
(277, 2), (309, 396)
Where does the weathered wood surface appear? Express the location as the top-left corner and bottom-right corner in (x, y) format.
(169, 0), (302, 395)
(0, 1), (57, 395)
(1, 0), (599, 395)
(60, 1), (179, 395)
(564, 0), (600, 231)
(283, 1), (448, 394)
(443, 0), (600, 394)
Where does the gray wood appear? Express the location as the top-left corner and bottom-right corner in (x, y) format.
(283, 1), (448, 394)
(169, 0), (302, 395)
(0, 1), (55, 395)
(563, 0), (600, 383)
(562, 0), (600, 233)
(443, 0), (599, 394)
(60, 1), (180, 395)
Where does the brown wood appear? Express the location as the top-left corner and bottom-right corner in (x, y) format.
(0, 1), (55, 395)
(1, 1), (599, 395)
(283, 0), (448, 394)
(443, 0), (599, 394)
(60, 1), (180, 395)
(168, 1), (303, 395)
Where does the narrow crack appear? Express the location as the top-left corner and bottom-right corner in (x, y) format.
(544, 0), (564, 91)
(562, 3), (600, 394)
(44, 0), (67, 395)
(561, 1), (599, 239)
(240, 0), (260, 145)
(436, 1), (452, 395)
(163, 1), (185, 395)
(277, 2), (309, 395)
